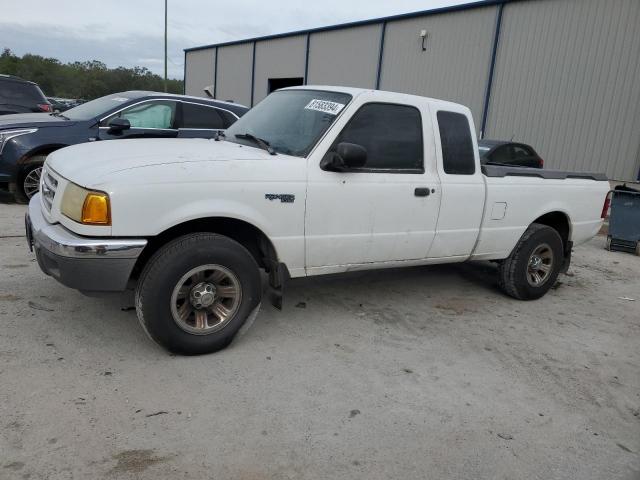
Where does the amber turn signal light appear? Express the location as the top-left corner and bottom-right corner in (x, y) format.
(81, 193), (111, 225)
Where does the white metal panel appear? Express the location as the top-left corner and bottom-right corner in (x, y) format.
(307, 24), (382, 88)
(486, 0), (640, 181)
(380, 5), (497, 128)
(253, 35), (307, 104)
(185, 49), (215, 97)
(216, 43), (253, 106)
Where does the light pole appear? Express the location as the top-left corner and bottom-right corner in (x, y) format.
(164, 0), (168, 92)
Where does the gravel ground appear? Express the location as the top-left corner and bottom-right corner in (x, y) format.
(0, 202), (639, 480)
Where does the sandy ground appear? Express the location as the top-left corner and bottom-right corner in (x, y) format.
(0, 202), (639, 480)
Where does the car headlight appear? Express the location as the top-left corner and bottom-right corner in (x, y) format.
(0, 128), (38, 155)
(61, 182), (111, 225)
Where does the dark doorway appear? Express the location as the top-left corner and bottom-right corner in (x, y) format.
(268, 77), (304, 93)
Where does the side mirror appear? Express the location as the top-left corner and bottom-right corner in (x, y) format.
(107, 117), (131, 133)
(320, 142), (367, 171)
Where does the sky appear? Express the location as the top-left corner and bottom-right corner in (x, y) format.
(0, 0), (470, 79)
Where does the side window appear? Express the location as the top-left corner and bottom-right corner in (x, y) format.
(101, 101), (176, 129)
(512, 145), (533, 158)
(437, 111), (475, 175)
(329, 103), (423, 171)
(489, 145), (512, 163)
(218, 109), (240, 128)
(181, 103), (225, 129)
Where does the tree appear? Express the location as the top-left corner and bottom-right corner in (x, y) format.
(0, 48), (183, 99)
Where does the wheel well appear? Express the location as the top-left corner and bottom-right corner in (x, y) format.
(532, 211), (570, 249)
(19, 145), (66, 164)
(130, 217), (279, 281)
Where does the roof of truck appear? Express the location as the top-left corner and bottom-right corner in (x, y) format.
(282, 85), (469, 112)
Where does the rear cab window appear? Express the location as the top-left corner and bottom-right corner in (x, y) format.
(437, 111), (476, 175)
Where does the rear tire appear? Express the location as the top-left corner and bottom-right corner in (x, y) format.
(135, 233), (262, 355)
(498, 223), (563, 300)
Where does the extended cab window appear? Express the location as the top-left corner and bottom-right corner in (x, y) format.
(437, 111), (475, 175)
(181, 103), (225, 129)
(100, 100), (177, 129)
(330, 103), (423, 171)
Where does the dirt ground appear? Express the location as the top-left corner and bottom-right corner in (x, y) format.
(1, 202), (639, 479)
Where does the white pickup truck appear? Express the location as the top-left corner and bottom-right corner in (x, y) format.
(26, 86), (610, 355)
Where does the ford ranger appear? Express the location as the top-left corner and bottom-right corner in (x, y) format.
(25, 86), (610, 355)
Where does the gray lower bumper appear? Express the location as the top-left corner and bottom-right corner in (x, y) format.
(26, 194), (147, 292)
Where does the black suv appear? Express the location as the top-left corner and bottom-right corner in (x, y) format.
(0, 91), (248, 201)
(0, 75), (51, 115)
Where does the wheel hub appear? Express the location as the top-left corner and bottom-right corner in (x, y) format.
(529, 256), (542, 269)
(190, 282), (216, 309)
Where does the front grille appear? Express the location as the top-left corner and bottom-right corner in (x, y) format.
(40, 167), (58, 212)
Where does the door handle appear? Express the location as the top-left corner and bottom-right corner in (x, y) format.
(414, 188), (430, 197)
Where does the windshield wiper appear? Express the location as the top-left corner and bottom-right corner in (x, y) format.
(50, 112), (69, 120)
(235, 133), (276, 155)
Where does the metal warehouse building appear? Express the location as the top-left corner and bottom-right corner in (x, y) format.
(184, 0), (640, 181)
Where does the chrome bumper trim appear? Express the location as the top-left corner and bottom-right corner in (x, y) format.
(28, 194), (147, 259)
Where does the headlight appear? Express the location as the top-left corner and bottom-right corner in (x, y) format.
(61, 183), (111, 225)
(0, 128), (38, 155)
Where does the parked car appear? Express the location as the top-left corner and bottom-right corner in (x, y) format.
(25, 86), (609, 355)
(47, 97), (73, 113)
(478, 139), (544, 168)
(0, 91), (248, 200)
(0, 74), (51, 115)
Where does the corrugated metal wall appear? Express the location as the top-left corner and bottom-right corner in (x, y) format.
(253, 35), (307, 104)
(486, 0), (640, 180)
(185, 0), (640, 180)
(216, 43), (253, 106)
(184, 48), (215, 97)
(307, 24), (382, 88)
(380, 6), (497, 129)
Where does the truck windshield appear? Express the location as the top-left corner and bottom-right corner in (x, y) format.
(225, 89), (352, 157)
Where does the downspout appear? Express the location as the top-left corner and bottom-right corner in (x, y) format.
(213, 46), (218, 99)
(250, 41), (257, 107)
(480, 2), (504, 138)
(304, 33), (311, 85)
(375, 21), (387, 90)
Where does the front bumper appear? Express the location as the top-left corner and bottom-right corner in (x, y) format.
(26, 194), (147, 291)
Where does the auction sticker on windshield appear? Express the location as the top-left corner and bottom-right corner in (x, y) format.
(305, 99), (345, 115)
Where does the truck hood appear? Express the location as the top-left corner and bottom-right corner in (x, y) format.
(0, 112), (76, 129)
(46, 137), (273, 187)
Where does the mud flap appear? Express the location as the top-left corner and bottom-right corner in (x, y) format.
(267, 262), (289, 310)
(560, 241), (573, 273)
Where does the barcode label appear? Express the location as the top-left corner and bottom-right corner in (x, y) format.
(304, 99), (345, 115)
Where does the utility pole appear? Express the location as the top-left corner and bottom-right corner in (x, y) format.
(164, 0), (168, 92)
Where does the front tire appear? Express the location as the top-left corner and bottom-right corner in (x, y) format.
(135, 233), (262, 355)
(16, 159), (45, 203)
(498, 223), (563, 300)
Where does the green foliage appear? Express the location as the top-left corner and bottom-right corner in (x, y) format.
(0, 48), (183, 99)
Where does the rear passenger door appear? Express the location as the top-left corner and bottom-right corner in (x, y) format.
(305, 101), (442, 269)
(428, 110), (485, 258)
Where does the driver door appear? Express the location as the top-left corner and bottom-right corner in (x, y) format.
(305, 101), (441, 271)
(98, 99), (178, 140)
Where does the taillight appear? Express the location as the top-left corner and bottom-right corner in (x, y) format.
(38, 103), (51, 112)
(601, 193), (611, 219)
(539, 158), (544, 168)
